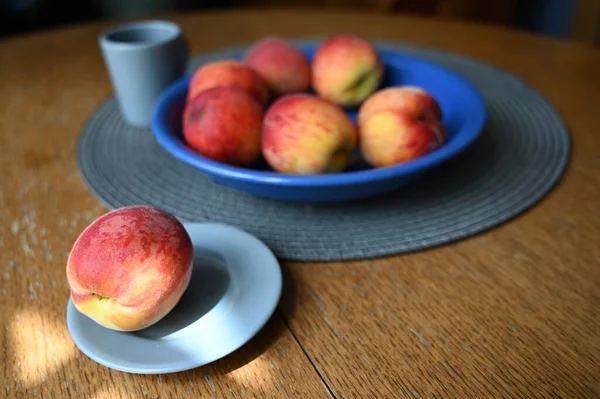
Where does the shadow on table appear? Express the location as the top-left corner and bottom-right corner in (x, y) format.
(17, 260), (299, 397)
(19, 304), (294, 397)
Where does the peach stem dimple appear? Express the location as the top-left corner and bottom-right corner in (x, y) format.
(92, 293), (110, 301)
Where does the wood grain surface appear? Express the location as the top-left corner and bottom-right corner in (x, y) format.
(1, 8), (599, 399)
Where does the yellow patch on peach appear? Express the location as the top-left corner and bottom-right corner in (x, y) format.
(261, 94), (357, 174)
(360, 110), (442, 168)
(311, 35), (383, 106)
(360, 112), (408, 166)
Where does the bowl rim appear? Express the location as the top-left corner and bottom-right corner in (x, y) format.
(151, 45), (487, 188)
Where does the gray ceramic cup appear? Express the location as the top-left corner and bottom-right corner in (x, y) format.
(99, 20), (189, 127)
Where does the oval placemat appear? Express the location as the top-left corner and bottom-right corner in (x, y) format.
(77, 40), (571, 261)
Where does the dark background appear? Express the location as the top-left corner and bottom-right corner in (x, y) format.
(0, 0), (598, 45)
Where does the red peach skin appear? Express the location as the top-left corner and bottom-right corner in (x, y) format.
(261, 93), (358, 174)
(312, 35), (384, 107)
(358, 86), (443, 126)
(244, 36), (311, 97)
(66, 205), (194, 331)
(187, 60), (269, 105)
(360, 109), (446, 168)
(183, 86), (264, 167)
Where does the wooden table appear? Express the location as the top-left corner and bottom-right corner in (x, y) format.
(1, 8), (598, 399)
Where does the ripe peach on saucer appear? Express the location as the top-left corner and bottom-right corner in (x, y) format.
(66, 205), (194, 332)
(311, 35), (384, 107)
(261, 93), (357, 174)
(244, 36), (311, 97)
(187, 60), (269, 105)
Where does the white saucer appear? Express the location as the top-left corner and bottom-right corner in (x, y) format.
(66, 222), (282, 374)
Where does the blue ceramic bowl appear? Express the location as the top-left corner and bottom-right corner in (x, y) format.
(152, 45), (487, 203)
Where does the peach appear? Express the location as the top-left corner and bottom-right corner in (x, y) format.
(183, 86), (264, 167)
(66, 205), (194, 332)
(357, 86), (443, 126)
(358, 85), (446, 167)
(261, 93), (357, 174)
(359, 109), (446, 168)
(187, 60), (269, 105)
(243, 36), (311, 97)
(311, 35), (384, 107)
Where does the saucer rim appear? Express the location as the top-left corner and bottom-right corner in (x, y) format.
(66, 222), (283, 374)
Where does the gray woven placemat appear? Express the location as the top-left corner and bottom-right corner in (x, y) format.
(77, 40), (571, 261)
